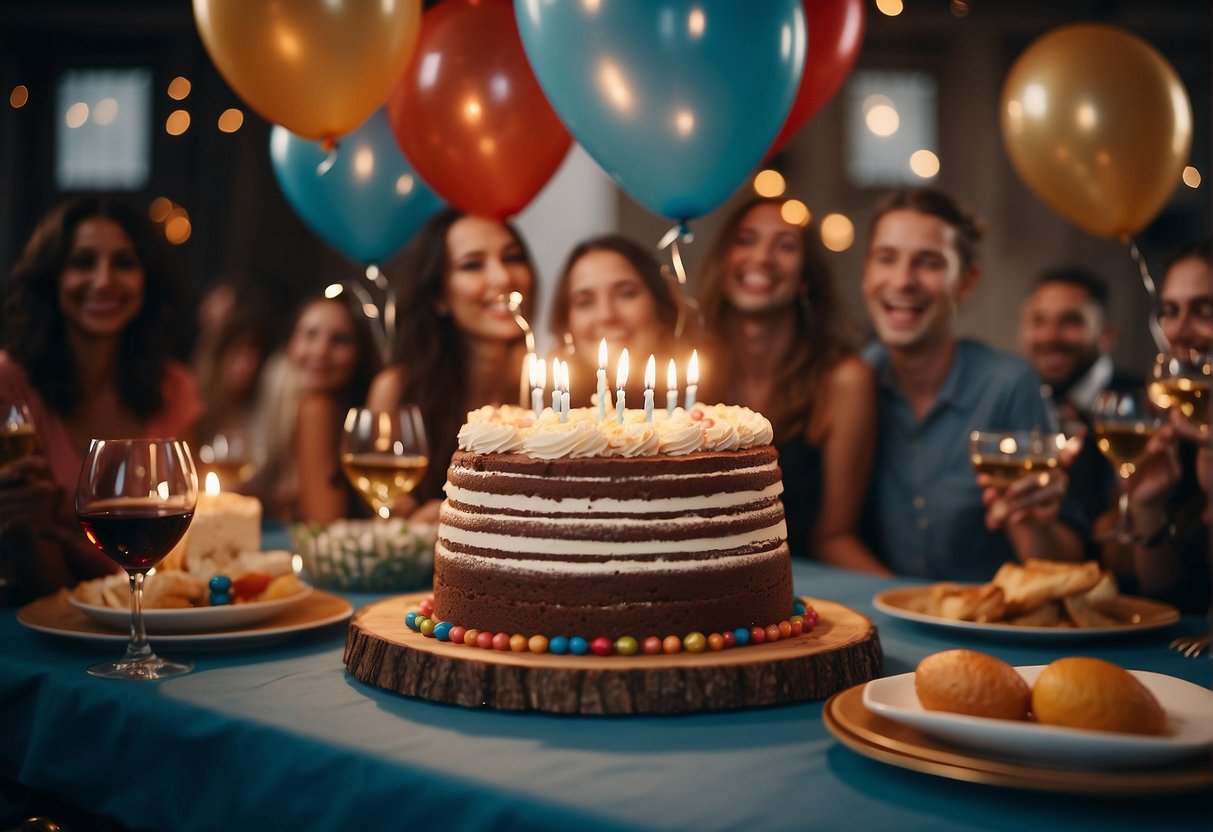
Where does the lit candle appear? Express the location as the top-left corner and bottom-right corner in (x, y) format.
(550, 356), (560, 413)
(533, 355), (546, 418)
(666, 359), (678, 416)
(528, 353), (542, 419)
(560, 360), (571, 422)
(596, 338), (608, 423)
(615, 348), (629, 425)
(644, 355), (656, 423)
(684, 349), (699, 411)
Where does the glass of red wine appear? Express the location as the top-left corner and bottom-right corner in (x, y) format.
(76, 438), (198, 680)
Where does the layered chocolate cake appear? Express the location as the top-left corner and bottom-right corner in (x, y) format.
(434, 404), (792, 640)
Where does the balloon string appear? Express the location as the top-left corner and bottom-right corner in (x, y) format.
(343, 278), (391, 363)
(369, 265), (396, 363)
(1129, 239), (1170, 353)
(505, 291), (535, 354)
(316, 143), (338, 176)
(657, 222), (702, 340)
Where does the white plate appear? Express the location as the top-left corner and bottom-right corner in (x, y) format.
(863, 666), (1213, 769)
(872, 586), (1180, 641)
(69, 584), (314, 633)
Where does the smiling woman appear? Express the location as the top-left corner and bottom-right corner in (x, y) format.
(365, 209), (537, 523)
(695, 197), (884, 574)
(0, 197), (202, 601)
(546, 234), (688, 410)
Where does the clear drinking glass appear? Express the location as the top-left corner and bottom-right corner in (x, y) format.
(1091, 389), (1165, 544)
(75, 438), (198, 680)
(0, 403), (36, 468)
(198, 428), (259, 490)
(1149, 350), (1211, 433)
(341, 406), (429, 519)
(969, 429), (1064, 488)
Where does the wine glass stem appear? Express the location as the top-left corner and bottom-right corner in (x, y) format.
(1117, 482), (1132, 538)
(124, 571), (153, 663)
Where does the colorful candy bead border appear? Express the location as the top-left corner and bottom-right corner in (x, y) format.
(404, 597), (819, 657)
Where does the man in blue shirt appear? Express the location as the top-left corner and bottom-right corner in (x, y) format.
(860, 189), (1084, 580)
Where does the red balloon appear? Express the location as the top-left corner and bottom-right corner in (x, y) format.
(767, 0), (865, 158)
(386, 0), (571, 219)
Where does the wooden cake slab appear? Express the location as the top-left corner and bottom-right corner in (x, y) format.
(344, 594), (882, 715)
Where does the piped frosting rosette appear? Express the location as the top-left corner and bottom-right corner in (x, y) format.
(456, 404), (773, 458)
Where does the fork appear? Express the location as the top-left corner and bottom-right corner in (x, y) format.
(1169, 632), (1211, 658)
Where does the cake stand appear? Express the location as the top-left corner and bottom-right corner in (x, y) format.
(344, 594), (882, 715)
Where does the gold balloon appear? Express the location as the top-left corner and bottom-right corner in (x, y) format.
(193, 0), (421, 142)
(1000, 24), (1192, 241)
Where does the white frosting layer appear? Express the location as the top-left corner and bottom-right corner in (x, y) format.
(439, 512), (787, 557)
(445, 478), (783, 515)
(456, 404), (773, 459)
(436, 542), (788, 574)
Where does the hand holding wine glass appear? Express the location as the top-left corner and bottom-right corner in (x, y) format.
(76, 438), (197, 680)
(970, 429), (1068, 529)
(1092, 389), (1165, 544)
(342, 406), (428, 519)
(1149, 350), (1211, 436)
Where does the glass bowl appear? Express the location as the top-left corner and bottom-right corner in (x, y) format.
(289, 518), (436, 592)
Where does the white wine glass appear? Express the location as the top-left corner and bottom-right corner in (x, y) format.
(1091, 389), (1164, 544)
(1149, 350), (1211, 434)
(0, 403), (36, 468)
(969, 429), (1064, 488)
(0, 403), (36, 599)
(342, 406), (429, 519)
(75, 438), (198, 680)
(197, 428), (259, 491)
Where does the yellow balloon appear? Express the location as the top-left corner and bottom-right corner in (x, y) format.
(1000, 24), (1192, 241)
(193, 0), (421, 142)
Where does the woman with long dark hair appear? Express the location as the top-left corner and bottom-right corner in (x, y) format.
(697, 196), (885, 573)
(547, 234), (696, 410)
(366, 209), (535, 522)
(0, 197), (201, 597)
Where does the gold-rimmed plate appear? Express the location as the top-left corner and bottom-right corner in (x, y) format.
(873, 586), (1180, 640)
(823, 683), (1213, 795)
(18, 589), (352, 651)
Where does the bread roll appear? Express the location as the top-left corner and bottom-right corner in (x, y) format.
(1031, 657), (1167, 735)
(915, 649), (1031, 720)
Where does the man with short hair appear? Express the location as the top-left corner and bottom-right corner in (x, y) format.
(860, 188), (1085, 581)
(1019, 266), (1139, 429)
(1018, 267), (1140, 527)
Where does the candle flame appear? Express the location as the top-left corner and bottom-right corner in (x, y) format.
(667, 358), (677, 391)
(616, 348), (630, 389)
(687, 350), (699, 385)
(561, 360), (570, 393)
(537, 355), (546, 389)
(598, 337), (608, 370)
(551, 356), (560, 391)
(527, 352), (537, 389)
(205, 471), (221, 496)
(644, 354), (656, 390)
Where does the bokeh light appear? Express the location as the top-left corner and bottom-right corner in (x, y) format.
(820, 214), (855, 252)
(167, 76), (191, 100)
(217, 108), (244, 133)
(753, 169), (787, 198)
(166, 109), (190, 135)
(780, 199), (810, 227)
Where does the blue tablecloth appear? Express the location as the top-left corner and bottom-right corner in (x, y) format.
(2, 559), (1210, 832)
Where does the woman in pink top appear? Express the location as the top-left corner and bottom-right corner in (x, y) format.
(0, 197), (202, 600)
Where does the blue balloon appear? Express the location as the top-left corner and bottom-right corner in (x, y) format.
(514, 0), (805, 223)
(270, 109), (444, 265)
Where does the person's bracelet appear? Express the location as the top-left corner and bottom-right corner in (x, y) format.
(1140, 521), (1175, 548)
